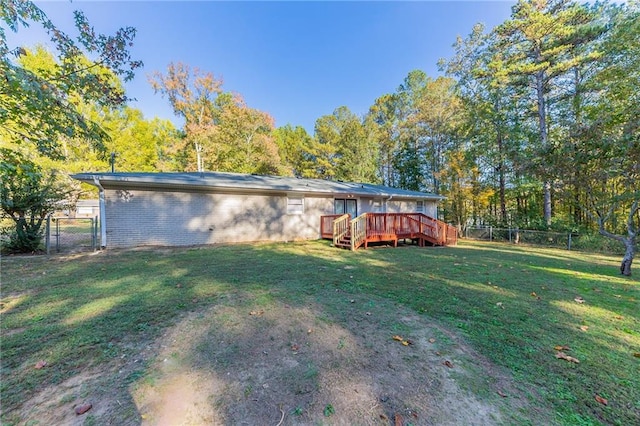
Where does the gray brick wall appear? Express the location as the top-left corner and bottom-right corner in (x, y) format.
(104, 188), (334, 248)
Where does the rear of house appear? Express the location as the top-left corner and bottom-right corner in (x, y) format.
(72, 172), (444, 249)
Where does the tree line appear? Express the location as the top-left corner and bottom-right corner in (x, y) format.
(1, 0), (637, 273)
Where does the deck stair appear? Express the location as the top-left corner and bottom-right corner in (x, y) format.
(321, 213), (457, 251)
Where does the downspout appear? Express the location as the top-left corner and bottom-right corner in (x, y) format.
(93, 177), (107, 249)
(384, 195), (393, 213)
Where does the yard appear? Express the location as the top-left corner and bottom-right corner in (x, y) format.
(1, 240), (638, 425)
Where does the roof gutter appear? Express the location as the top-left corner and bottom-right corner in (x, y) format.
(92, 177), (107, 249)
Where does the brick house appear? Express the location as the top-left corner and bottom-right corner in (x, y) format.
(72, 172), (444, 249)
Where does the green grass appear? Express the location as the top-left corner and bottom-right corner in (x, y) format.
(1, 240), (639, 425)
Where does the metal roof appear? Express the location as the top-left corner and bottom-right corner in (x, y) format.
(72, 172), (445, 200)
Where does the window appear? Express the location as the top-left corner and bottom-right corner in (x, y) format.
(373, 199), (382, 213)
(416, 200), (425, 213)
(287, 196), (304, 214)
(334, 198), (357, 217)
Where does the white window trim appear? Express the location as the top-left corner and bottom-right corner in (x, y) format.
(416, 200), (425, 213)
(287, 196), (304, 215)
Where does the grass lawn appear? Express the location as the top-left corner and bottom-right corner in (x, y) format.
(1, 240), (638, 424)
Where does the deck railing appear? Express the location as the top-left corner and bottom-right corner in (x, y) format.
(350, 213), (368, 250)
(321, 212), (457, 249)
(332, 214), (351, 247)
(321, 214), (344, 239)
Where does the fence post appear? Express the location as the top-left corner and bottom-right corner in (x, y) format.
(55, 218), (60, 253)
(568, 233), (572, 251)
(46, 215), (51, 255)
(490, 226), (493, 241)
(509, 227), (512, 243)
(91, 217), (96, 251)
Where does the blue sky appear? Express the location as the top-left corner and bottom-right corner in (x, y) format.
(13, 1), (516, 133)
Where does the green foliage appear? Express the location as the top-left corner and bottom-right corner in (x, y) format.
(0, 0), (142, 159)
(0, 148), (70, 252)
(150, 62), (280, 174)
(323, 403), (335, 417)
(313, 106), (379, 183)
(273, 124), (315, 177)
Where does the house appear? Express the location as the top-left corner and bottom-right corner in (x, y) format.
(71, 171), (450, 249)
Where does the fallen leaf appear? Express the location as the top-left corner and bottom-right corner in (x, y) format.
(291, 344), (299, 351)
(34, 360), (47, 369)
(614, 294), (622, 298)
(394, 413), (403, 426)
(443, 360), (454, 368)
(175, 283), (182, 288)
(307, 329), (312, 334)
(496, 302), (504, 309)
(555, 351), (580, 363)
(379, 413), (388, 421)
(554, 345), (571, 351)
(249, 310), (264, 316)
(497, 390), (507, 398)
(574, 297), (585, 304)
(404, 339), (414, 345)
(594, 395), (608, 405)
(428, 338), (436, 343)
(392, 335), (403, 341)
(531, 292), (537, 297)
(614, 315), (624, 320)
(75, 403), (92, 415)
(580, 326), (589, 332)
(402, 341), (409, 346)
(633, 352), (640, 358)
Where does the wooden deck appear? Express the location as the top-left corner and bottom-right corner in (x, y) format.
(320, 213), (457, 250)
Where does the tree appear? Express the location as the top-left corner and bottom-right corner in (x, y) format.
(368, 93), (401, 187)
(0, 148), (70, 252)
(149, 62), (223, 172)
(150, 63), (281, 174)
(575, 3), (640, 275)
(1, 0), (142, 158)
(495, 0), (601, 226)
(0, 0), (141, 252)
(273, 124), (315, 178)
(441, 23), (527, 225)
(313, 106), (378, 183)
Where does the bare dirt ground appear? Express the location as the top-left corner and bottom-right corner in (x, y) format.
(14, 294), (540, 425)
(129, 296), (535, 425)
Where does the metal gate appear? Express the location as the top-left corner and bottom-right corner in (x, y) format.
(46, 216), (98, 254)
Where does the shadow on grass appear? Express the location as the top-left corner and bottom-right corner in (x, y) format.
(1, 240), (638, 425)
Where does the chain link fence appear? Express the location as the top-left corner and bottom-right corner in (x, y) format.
(463, 226), (577, 250)
(46, 216), (99, 254)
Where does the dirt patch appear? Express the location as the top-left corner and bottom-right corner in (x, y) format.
(8, 291), (535, 425)
(130, 296), (532, 425)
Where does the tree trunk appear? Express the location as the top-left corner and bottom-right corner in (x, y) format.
(497, 130), (507, 224)
(595, 200), (638, 276)
(544, 180), (552, 227)
(620, 240), (634, 276)
(535, 68), (552, 226)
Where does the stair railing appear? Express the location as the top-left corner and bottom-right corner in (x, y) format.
(332, 214), (351, 247)
(350, 213), (368, 250)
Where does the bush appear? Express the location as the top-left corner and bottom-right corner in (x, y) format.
(571, 233), (634, 256)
